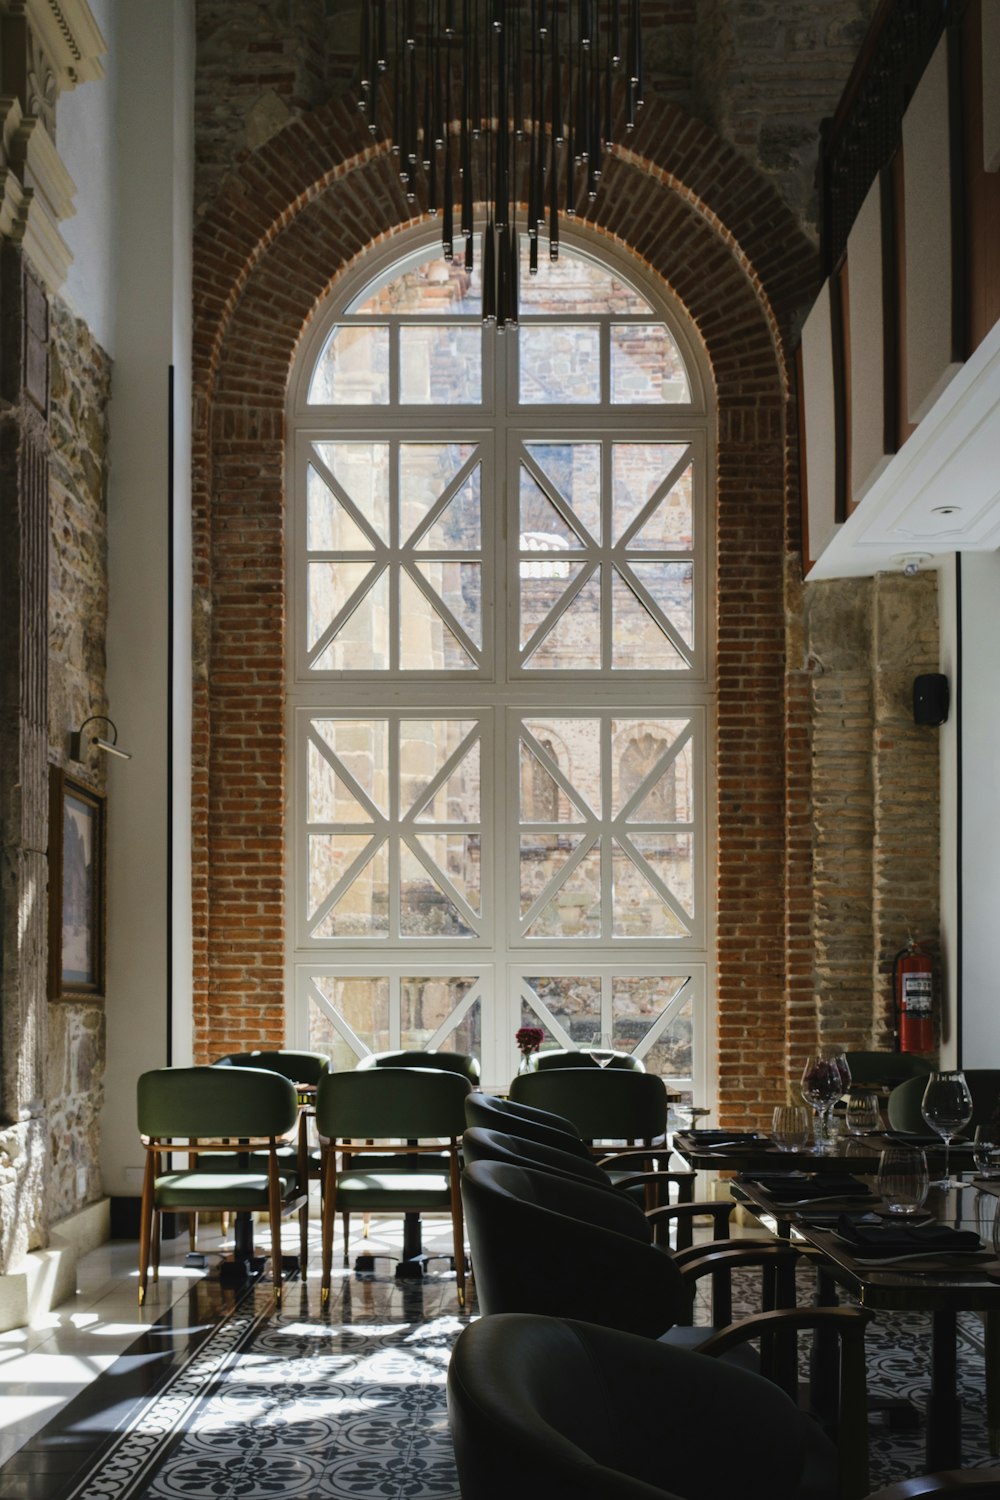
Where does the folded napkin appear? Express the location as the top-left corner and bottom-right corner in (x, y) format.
(885, 1131), (974, 1149)
(745, 1172), (873, 1200)
(689, 1131), (762, 1145)
(834, 1218), (981, 1257)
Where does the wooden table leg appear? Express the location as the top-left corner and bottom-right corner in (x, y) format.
(926, 1309), (962, 1471)
(986, 1309), (1000, 1456)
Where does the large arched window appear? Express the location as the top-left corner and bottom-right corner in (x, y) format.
(287, 229), (714, 1099)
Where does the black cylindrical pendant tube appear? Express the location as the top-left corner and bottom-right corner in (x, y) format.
(483, 220), (496, 322)
(443, 146), (454, 258)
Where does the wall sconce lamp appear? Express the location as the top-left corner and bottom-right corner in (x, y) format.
(69, 715), (132, 762)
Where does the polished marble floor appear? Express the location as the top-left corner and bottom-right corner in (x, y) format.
(1, 1209), (999, 1498)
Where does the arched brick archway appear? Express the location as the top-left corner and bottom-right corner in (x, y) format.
(192, 95), (818, 1124)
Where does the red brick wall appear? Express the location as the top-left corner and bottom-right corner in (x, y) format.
(191, 95), (819, 1121)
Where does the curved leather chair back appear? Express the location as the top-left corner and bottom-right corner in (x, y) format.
(213, 1050), (330, 1085)
(316, 1065), (471, 1139)
(354, 1048), (481, 1085)
(138, 1065), (298, 1138)
(463, 1093), (590, 1156)
(448, 1313), (814, 1500)
(888, 1068), (1000, 1134)
(531, 1047), (644, 1072)
(462, 1126), (612, 1188)
(460, 1159), (684, 1336)
(842, 1051), (933, 1089)
(509, 1068), (668, 1143)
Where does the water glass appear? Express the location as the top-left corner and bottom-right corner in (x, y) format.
(845, 1091), (882, 1136)
(974, 1125), (1000, 1179)
(876, 1146), (930, 1215)
(772, 1105), (810, 1152)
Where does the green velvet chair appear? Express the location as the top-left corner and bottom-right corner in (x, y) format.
(136, 1065), (307, 1304)
(199, 1051), (329, 1250)
(214, 1049), (330, 1089)
(507, 1067), (691, 1204)
(529, 1046), (645, 1072)
(355, 1048), (481, 1084)
(315, 1066), (471, 1305)
(509, 1067), (668, 1145)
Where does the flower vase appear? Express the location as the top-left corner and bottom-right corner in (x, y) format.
(517, 1052), (534, 1075)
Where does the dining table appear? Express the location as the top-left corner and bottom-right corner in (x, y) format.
(727, 1158), (1000, 1473)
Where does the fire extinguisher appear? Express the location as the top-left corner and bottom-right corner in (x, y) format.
(892, 939), (934, 1054)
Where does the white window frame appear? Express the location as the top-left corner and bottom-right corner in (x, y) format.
(286, 223), (717, 1100)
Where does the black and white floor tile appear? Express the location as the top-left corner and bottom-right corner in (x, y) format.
(2, 1220), (999, 1500)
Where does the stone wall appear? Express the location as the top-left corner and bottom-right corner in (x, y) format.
(194, 0), (877, 244)
(46, 297), (112, 1224)
(784, 571), (941, 1093)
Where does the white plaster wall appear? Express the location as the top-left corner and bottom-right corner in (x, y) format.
(101, 1), (195, 1199)
(937, 558), (958, 1068)
(56, 0), (116, 353)
(957, 551), (1000, 1067)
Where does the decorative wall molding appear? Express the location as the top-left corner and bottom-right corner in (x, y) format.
(0, 1), (104, 291)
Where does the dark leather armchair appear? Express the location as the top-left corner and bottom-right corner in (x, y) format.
(448, 1313), (843, 1500)
(462, 1125), (730, 1250)
(460, 1158), (871, 1499)
(888, 1069), (1000, 1135)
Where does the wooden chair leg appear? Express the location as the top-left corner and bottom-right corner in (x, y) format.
(267, 1156), (283, 1303)
(138, 1151), (155, 1306)
(342, 1211), (351, 1266)
(299, 1201), (309, 1278)
(321, 1150), (337, 1303)
(449, 1144), (466, 1307)
(151, 1210), (161, 1283)
(188, 1213), (198, 1252)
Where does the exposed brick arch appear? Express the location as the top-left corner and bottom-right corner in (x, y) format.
(192, 94), (818, 1124)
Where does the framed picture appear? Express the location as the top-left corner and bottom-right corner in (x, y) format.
(48, 767), (106, 1000)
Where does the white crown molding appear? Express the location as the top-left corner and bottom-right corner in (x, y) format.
(1, 0), (107, 88)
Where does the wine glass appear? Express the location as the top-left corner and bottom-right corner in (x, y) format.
(800, 1056), (845, 1153)
(589, 1033), (616, 1068)
(921, 1070), (973, 1188)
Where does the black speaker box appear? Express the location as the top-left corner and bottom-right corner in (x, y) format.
(913, 673), (949, 726)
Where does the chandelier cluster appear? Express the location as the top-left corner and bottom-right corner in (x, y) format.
(358, 0), (644, 326)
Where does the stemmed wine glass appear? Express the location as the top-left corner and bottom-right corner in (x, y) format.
(589, 1032), (616, 1068)
(800, 1056), (845, 1153)
(921, 1070), (974, 1188)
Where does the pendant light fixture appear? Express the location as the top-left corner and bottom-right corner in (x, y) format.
(357, 0), (644, 327)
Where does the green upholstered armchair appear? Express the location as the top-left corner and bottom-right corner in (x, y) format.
(508, 1067), (693, 1207)
(354, 1049), (481, 1085)
(136, 1065), (307, 1304)
(528, 1046), (645, 1072)
(315, 1065), (471, 1305)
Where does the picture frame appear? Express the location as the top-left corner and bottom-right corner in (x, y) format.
(48, 767), (106, 1001)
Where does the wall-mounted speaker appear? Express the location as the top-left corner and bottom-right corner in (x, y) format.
(913, 673), (949, 726)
